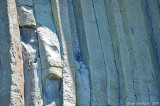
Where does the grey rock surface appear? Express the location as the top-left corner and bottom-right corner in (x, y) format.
(67, 0), (80, 54)
(17, 6), (36, 27)
(105, 0), (136, 105)
(43, 76), (61, 106)
(37, 26), (62, 106)
(76, 0), (108, 105)
(92, 0), (119, 105)
(0, 0), (24, 105)
(1, 0), (160, 106)
(37, 26), (62, 69)
(51, 0), (76, 105)
(15, 0), (33, 7)
(76, 62), (90, 106)
(74, 60), (81, 70)
(20, 27), (43, 106)
(118, 0), (160, 104)
(144, 0), (160, 70)
(33, 0), (56, 32)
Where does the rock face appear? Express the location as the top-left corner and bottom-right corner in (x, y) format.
(0, 0), (24, 105)
(37, 26), (62, 106)
(15, 0), (33, 7)
(20, 27), (43, 106)
(17, 6), (36, 27)
(0, 0), (160, 106)
(37, 26), (62, 70)
(75, 61), (90, 106)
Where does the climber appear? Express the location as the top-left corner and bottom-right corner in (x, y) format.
(76, 51), (81, 62)
(77, 57), (80, 62)
(78, 50), (81, 56)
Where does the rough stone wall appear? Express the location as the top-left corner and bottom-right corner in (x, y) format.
(73, 0), (160, 105)
(0, 0), (160, 106)
(0, 0), (24, 106)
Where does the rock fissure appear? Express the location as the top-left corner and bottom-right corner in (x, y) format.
(131, 67), (137, 105)
(1, 0), (160, 106)
(141, 1), (158, 105)
(118, 0), (138, 104)
(91, 0), (109, 104)
(145, 0), (160, 69)
(110, 38), (121, 106)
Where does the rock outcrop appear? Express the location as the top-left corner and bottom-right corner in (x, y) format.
(0, 0), (24, 105)
(0, 0), (160, 106)
(37, 26), (62, 106)
(17, 6), (36, 27)
(75, 61), (90, 106)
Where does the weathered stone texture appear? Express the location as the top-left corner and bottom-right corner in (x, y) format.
(15, 0), (33, 7)
(0, 0), (24, 106)
(51, 0), (76, 105)
(105, 0), (136, 105)
(144, 0), (160, 68)
(20, 27), (43, 106)
(92, 0), (119, 105)
(118, 0), (160, 105)
(37, 27), (62, 70)
(67, 0), (80, 54)
(75, 61), (90, 106)
(74, 0), (108, 105)
(1, 0), (160, 106)
(38, 26), (62, 106)
(33, 0), (56, 32)
(17, 6), (36, 27)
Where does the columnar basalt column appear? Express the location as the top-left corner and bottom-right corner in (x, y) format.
(119, 0), (160, 104)
(37, 26), (63, 106)
(73, 0), (108, 105)
(51, 0), (76, 105)
(0, 0), (24, 105)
